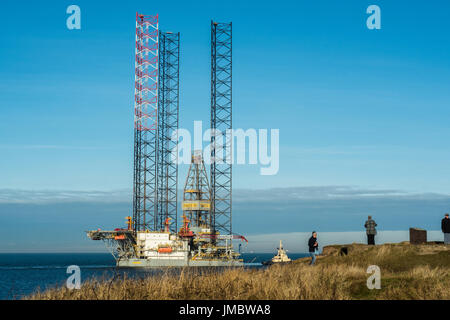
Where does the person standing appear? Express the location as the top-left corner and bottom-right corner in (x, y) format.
(364, 215), (377, 245)
(308, 231), (319, 265)
(442, 213), (450, 245)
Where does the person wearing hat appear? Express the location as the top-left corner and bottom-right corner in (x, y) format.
(442, 213), (450, 245)
(308, 231), (319, 265)
(364, 215), (377, 245)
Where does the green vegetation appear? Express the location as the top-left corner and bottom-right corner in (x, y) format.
(27, 243), (450, 300)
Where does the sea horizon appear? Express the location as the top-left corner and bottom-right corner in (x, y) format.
(0, 230), (444, 254)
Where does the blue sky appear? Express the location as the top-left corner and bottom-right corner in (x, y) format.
(0, 1), (450, 251)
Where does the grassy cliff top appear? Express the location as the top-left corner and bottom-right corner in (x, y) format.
(316, 242), (449, 271)
(27, 243), (450, 300)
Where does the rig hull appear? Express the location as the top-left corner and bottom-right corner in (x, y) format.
(87, 230), (245, 268)
(117, 258), (244, 267)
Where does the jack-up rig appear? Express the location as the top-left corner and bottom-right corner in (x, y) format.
(87, 13), (247, 267)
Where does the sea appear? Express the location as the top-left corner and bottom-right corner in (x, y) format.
(0, 252), (309, 300)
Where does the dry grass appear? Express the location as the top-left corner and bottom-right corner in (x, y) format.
(26, 243), (450, 300)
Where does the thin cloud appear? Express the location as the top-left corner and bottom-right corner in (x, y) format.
(234, 186), (450, 202)
(0, 189), (132, 204)
(0, 186), (449, 204)
(283, 145), (379, 156)
(0, 144), (114, 150)
(244, 230), (444, 253)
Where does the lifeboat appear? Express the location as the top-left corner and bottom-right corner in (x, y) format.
(158, 247), (173, 253)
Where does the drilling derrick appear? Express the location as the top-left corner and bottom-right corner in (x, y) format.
(157, 31), (180, 233)
(182, 151), (212, 230)
(211, 21), (233, 237)
(181, 151), (244, 262)
(133, 13), (159, 232)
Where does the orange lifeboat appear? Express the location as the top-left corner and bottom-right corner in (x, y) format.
(158, 247), (172, 253)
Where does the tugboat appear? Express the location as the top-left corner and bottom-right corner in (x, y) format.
(262, 240), (292, 265)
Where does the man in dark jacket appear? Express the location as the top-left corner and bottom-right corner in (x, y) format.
(308, 231), (319, 265)
(442, 213), (450, 245)
(364, 215), (377, 245)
